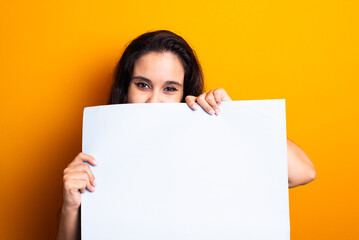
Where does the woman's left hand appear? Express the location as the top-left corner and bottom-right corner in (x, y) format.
(185, 88), (232, 115)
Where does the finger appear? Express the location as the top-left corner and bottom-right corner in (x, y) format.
(204, 90), (220, 115)
(185, 95), (199, 110)
(69, 152), (97, 167)
(196, 92), (216, 115)
(64, 164), (96, 187)
(64, 172), (94, 192)
(213, 88), (232, 103)
(64, 172), (95, 192)
(213, 89), (223, 106)
(64, 179), (88, 194)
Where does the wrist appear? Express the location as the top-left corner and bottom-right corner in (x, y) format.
(61, 204), (80, 215)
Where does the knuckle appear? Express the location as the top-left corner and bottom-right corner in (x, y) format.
(83, 164), (90, 171)
(63, 178), (71, 188)
(63, 173), (74, 183)
(205, 94), (214, 101)
(67, 159), (75, 167)
(70, 185), (79, 192)
(79, 180), (86, 186)
(64, 183), (70, 190)
(197, 94), (205, 100)
(84, 173), (91, 180)
(214, 90), (221, 96)
(214, 91), (225, 100)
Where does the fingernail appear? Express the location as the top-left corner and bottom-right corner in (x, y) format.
(218, 102), (221, 106)
(91, 186), (95, 191)
(93, 160), (98, 165)
(93, 179), (97, 187)
(192, 104), (198, 110)
(215, 109), (220, 115)
(209, 109), (215, 115)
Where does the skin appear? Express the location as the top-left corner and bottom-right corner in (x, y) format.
(57, 51), (316, 240)
(127, 51), (185, 103)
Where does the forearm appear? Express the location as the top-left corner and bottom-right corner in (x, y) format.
(287, 139), (316, 188)
(57, 205), (81, 240)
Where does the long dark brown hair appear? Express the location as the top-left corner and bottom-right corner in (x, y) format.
(108, 30), (204, 104)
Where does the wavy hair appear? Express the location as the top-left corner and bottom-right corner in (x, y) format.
(108, 30), (204, 104)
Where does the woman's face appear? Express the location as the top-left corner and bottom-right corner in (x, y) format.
(127, 51), (185, 103)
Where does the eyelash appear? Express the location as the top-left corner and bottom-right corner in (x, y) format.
(164, 86), (178, 92)
(134, 82), (178, 92)
(135, 82), (150, 89)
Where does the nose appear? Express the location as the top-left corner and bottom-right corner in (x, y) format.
(146, 91), (161, 103)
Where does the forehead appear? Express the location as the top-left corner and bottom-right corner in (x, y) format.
(133, 51), (185, 84)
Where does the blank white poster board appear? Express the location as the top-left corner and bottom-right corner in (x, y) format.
(81, 99), (290, 240)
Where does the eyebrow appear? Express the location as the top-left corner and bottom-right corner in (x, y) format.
(131, 76), (183, 87)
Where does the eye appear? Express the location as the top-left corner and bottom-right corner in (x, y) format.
(135, 82), (150, 89)
(164, 86), (178, 92)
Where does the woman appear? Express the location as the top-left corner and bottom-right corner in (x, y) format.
(57, 30), (316, 240)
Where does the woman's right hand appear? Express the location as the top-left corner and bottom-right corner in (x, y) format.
(62, 152), (97, 211)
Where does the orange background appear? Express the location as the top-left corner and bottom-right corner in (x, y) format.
(1, 0), (358, 239)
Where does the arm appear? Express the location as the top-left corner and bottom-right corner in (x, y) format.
(287, 139), (316, 188)
(57, 206), (81, 240)
(57, 153), (97, 240)
(185, 88), (316, 188)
